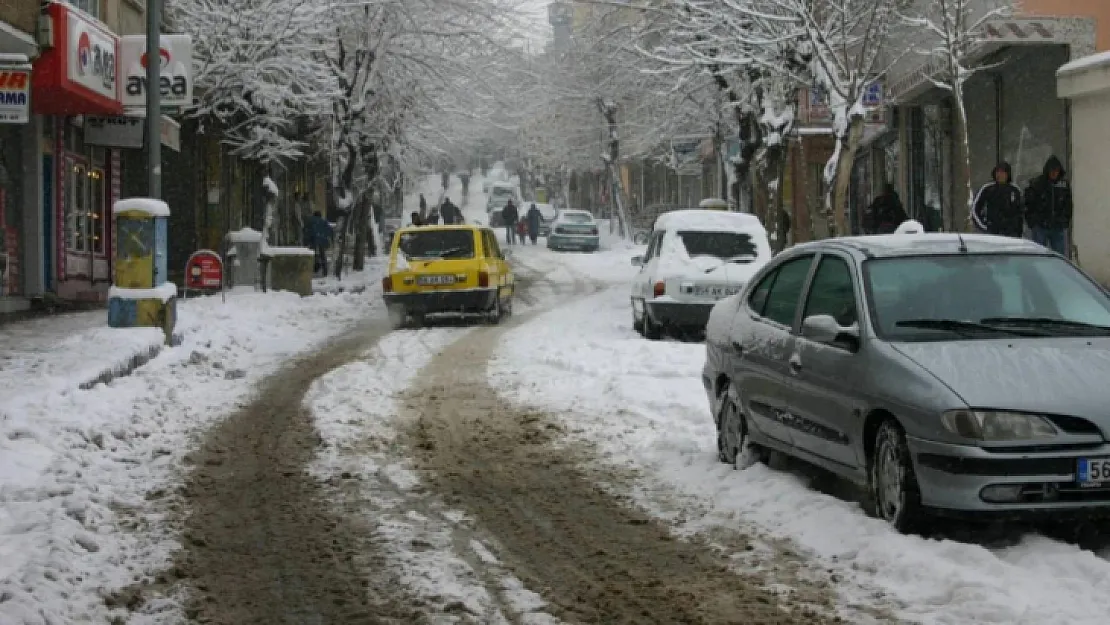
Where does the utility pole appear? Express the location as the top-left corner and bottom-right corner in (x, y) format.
(146, 0), (161, 199)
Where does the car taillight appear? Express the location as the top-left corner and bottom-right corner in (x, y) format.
(478, 271), (490, 287)
(382, 276), (393, 292)
(653, 281), (665, 297)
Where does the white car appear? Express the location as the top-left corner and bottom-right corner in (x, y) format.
(631, 209), (771, 339)
(486, 182), (520, 213)
(546, 209), (600, 251)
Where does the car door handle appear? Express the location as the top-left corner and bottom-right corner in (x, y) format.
(788, 354), (803, 374)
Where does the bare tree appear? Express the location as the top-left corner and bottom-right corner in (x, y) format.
(901, 0), (1017, 230)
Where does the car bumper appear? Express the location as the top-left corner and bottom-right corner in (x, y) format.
(646, 300), (714, 329)
(384, 288), (496, 314)
(909, 436), (1110, 517)
(547, 234), (599, 250)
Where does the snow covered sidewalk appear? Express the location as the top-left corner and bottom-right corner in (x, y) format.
(0, 271), (386, 624)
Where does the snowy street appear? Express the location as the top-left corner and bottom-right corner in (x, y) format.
(4, 173), (1110, 625)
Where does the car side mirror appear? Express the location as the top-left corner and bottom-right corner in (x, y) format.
(801, 314), (860, 348)
(631, 255), (644, 266)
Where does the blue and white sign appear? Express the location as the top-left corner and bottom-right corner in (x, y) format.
(863, 82), (884, 107)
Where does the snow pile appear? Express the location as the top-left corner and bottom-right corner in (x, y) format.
(653, 209), (764, 233)
(0, 278), (386, 623)
(227, 227), (262, 243)
(489, 283), (1110, 625)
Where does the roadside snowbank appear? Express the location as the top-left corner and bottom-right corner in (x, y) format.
(489, 283), (1110, 625)
(0, 278), (386, 624)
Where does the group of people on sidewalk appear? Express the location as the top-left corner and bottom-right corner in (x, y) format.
(409, 194), (464, 227)
(864, 155), (1073, 256)
(499, 199), (544, 246)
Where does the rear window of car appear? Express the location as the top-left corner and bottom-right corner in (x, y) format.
(561, 213), (592, 223)
(677, 230), (759, 260)
(398, 230), (475, 259)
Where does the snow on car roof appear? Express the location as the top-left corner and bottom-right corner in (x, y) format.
(558, 209), (593, 218)
(653, 209), (765, 233)
(798, 232), (1049, 258)
(490, 182), (515, 190)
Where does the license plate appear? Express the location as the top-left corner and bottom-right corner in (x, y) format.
(693, 285), (740, 299)
(417, 274), (456, 286)
(1077, 457), (1110, 484)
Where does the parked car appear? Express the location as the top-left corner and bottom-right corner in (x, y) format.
(703, 231), (1110, 531)
(631, 209), (771, 339)
(533, 203), (558, 237)
(486, 182), (520, 213)
(382, 224), (514, 328)
(547, 210), (600, 252)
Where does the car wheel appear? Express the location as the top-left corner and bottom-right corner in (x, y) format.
(502, 295), (513, 317)
(716, 385), (765, 469)
(643, 313), (663, 340)
(632, 305), (644, 334)
(409, 312), (425, 329)
(387, 305), (407, 330)
(486, 296), (503, 325)
(869, 420), (925, 532)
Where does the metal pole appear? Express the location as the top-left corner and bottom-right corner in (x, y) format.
(146, 0), (161, 199)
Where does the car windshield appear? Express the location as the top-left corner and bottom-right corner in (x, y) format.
(561, 213), (592, 224)
(865, 254), (1110, 341)
(398, 230), (475, 259)
(677, 230), (759, 260)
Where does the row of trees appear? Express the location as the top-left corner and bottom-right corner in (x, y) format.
(168, 0), (524, 274)
(514, 0), (1015, 243)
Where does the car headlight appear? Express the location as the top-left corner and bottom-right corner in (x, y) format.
(940, 410), (1058, 441)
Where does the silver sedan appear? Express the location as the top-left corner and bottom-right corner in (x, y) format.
(702, 233), (1110, 531)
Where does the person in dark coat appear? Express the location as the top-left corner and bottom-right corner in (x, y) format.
(501, 199), (520, 245)
(526, 203), (542, 245)
(1024, 155), (1073, 255)
(425, 210), (441, 225)
(418, 194), (427, 217)
(410, 211), (423, 227)
(440, 198), (461, 225)
(303, 211), (334, 275)
(971, 162), (1024, 237)
(866, 184), (907, 234)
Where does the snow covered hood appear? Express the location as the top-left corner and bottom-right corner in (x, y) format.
(892, 338), (1110, 415)
(653, 209), (764, 233)
(654, 210), (771, 284)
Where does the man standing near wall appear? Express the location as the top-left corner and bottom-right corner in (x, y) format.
(972, 162), (1024, 238)
(1024, 156), (1073, 256)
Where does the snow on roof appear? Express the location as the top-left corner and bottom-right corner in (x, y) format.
(1058, 50), (1110, 75)
(265, 246), (315, 257)
(227, 227), (263, 243)
(263, 176), (280, 197)
(113, 198), (170, 217)
(654, 209), (766, 233)
(893, 219), (924, 235)
(108, 282), (178, 303)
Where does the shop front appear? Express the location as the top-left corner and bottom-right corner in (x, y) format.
(0, 14), (37, 311)
(31, 1), (123, 300)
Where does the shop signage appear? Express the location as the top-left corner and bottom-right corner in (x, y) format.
(0, 65), (31, 123)
(67, 12), (117, 101)
(85, 114), (183, 151)
(120, 35), (193, 109)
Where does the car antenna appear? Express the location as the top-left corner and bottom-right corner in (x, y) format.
(956, 230), (968, 253)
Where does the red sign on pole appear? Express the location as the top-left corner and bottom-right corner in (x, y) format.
(185, 250), (223, 290)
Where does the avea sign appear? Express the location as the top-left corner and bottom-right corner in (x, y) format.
(120, 35), (194, 109)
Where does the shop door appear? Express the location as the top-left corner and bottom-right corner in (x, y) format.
(65, 157), (107, 282)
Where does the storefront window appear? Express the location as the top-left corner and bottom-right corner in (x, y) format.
(67, 0), (101, 20)
(66, 159), (107, 254)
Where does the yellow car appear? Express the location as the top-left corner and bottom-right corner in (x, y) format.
(382, 224), (514, 328)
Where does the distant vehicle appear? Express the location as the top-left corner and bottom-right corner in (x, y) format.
(547, 210), (600, 252)
(488, 208), (505, 228)
(483, 165), (509, 193)
(486, 182), (520, 213)
(631, 209), (771, 339)
(382, 224), (514, 328)
(703, 232), (1110, 531)
(382, 218), (402, 246)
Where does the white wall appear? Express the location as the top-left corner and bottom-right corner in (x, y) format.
(1059, 57), (1110, 284)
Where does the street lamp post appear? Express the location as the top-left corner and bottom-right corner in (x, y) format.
(146, 0), (161, 199)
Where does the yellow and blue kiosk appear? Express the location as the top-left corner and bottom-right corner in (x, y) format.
(107, 198), (177, 342)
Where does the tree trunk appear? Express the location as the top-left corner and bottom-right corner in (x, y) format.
(828, 115), (865, 237)
(952, 90), (974, 232)
(352, 198), (369, 271)
(597, 97), (632, 239)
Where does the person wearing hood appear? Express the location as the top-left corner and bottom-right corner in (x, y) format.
(501, 199), (520, 245)
(525, 203), (542, 244)
(866, 184), (907, 234)
(1024, 155), (1072, 255)
(972, 162), (1024, 237)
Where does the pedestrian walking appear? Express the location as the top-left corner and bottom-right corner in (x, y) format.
(426, 210), (441, 225)
(460, 173), (470, 198)
(971, 162), (1024, 237)
(418, 193), (427, 218)
(866, 184), (907, 234)
(502, 199), (520, 245)
(410, 211), (424, 227)
(1024, 155), (1073, 256)
(302, 211), (334, 275)
(441, 172), (450, 190)
(526, 203), (542, 245)
(440, 198), (461, 225)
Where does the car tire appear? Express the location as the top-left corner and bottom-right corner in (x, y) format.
(868, 419), (926, 533)
(409, 312), (425, 329)
(643, 313), (663, 340)
(387, 305), (407, 330)
(486, 296), (503, 325)
(502, 295), (513, 318)
(632, 304), (644, 334)
(715, 384), (766, 469)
